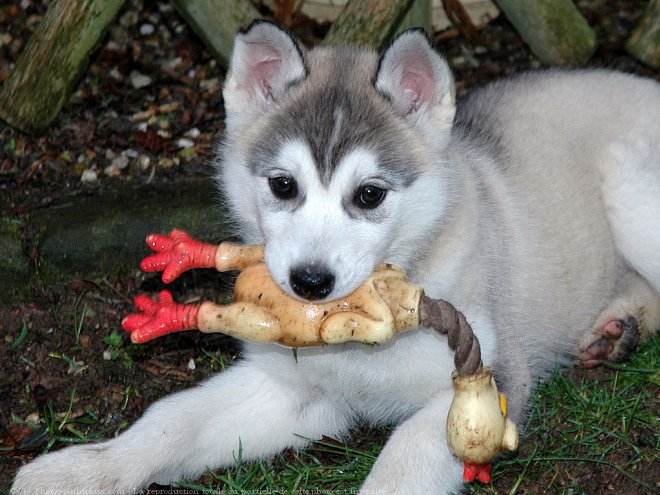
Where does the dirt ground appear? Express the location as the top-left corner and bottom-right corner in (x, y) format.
(0, 0), (658, 493)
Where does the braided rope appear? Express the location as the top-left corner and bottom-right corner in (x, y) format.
(419, 295), (483, 376)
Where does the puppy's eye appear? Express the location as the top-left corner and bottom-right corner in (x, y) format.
(355, 184), (386, 209)
(269, 176), (298, 200)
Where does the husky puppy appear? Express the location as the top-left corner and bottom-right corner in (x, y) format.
(12, 21), (660, 494)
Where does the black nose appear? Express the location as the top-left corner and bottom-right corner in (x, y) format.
(290, 264), (335, 300)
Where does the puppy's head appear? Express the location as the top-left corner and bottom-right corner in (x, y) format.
(217, 22), (457, 301)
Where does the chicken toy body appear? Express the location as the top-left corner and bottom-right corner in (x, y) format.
(122, 230), (519, 482)
(122, 230), (422, 346)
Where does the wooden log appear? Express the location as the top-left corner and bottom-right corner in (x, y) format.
(625, 0), (660, 70)
(324, 0), (416, 50)
(494, 0), (596, 65)
(441, 0), (482, 42)
(0, 0), (128, 135)
(171, 0), (260, 69)
(398, 0), (433, 36)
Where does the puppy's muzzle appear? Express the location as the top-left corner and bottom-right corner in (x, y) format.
(290, 263), (336, 300)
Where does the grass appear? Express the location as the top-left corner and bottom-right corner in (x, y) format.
(179, 437), (380, 494)
(473, 335), (659, 494)
(180, 334), (659, 494)
(72, 293), (88, 347)
(9, 388), (114, 453)
(7, 313), (657, 495)
(9, 321), (28, 351)
(199, 346), (229, 372)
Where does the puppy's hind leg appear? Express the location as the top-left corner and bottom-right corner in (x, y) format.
(585, 129), (660, 368)
(11, 358), (350, 495)
(600, 134), (660, 294)
(577, 272), (660, 367)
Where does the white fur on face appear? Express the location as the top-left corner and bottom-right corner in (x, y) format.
(259, 140), (403, 301)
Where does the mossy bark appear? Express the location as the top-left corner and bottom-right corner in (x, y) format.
(324, 0), (416, 50)
(494, 0), (596, 65)
(625, 0), (660, 70)
(34, 179), (227, 282)
(0, 0), (128, 135)
(0, 179), (231, 303)
(0, 218), (31, 303)
(441, 0), (482, 42)
(171, 0), (260, 69)
(398, 0), (433, 36)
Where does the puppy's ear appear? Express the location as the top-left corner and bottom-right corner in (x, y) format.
(374, 29), (455, 131)
(224, 21), (307, 114)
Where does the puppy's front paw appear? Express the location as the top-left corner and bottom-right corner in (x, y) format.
(11, 444), (143, 495)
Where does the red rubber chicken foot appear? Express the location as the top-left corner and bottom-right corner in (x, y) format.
(463, 462), (493, 483)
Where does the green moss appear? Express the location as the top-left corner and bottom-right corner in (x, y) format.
(0, 0), (128, 134)
(625, 0), (660, 69)
(33, 179), (229, 281)
(0, 217), (31, 303)
(496, 0), (596, 65)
